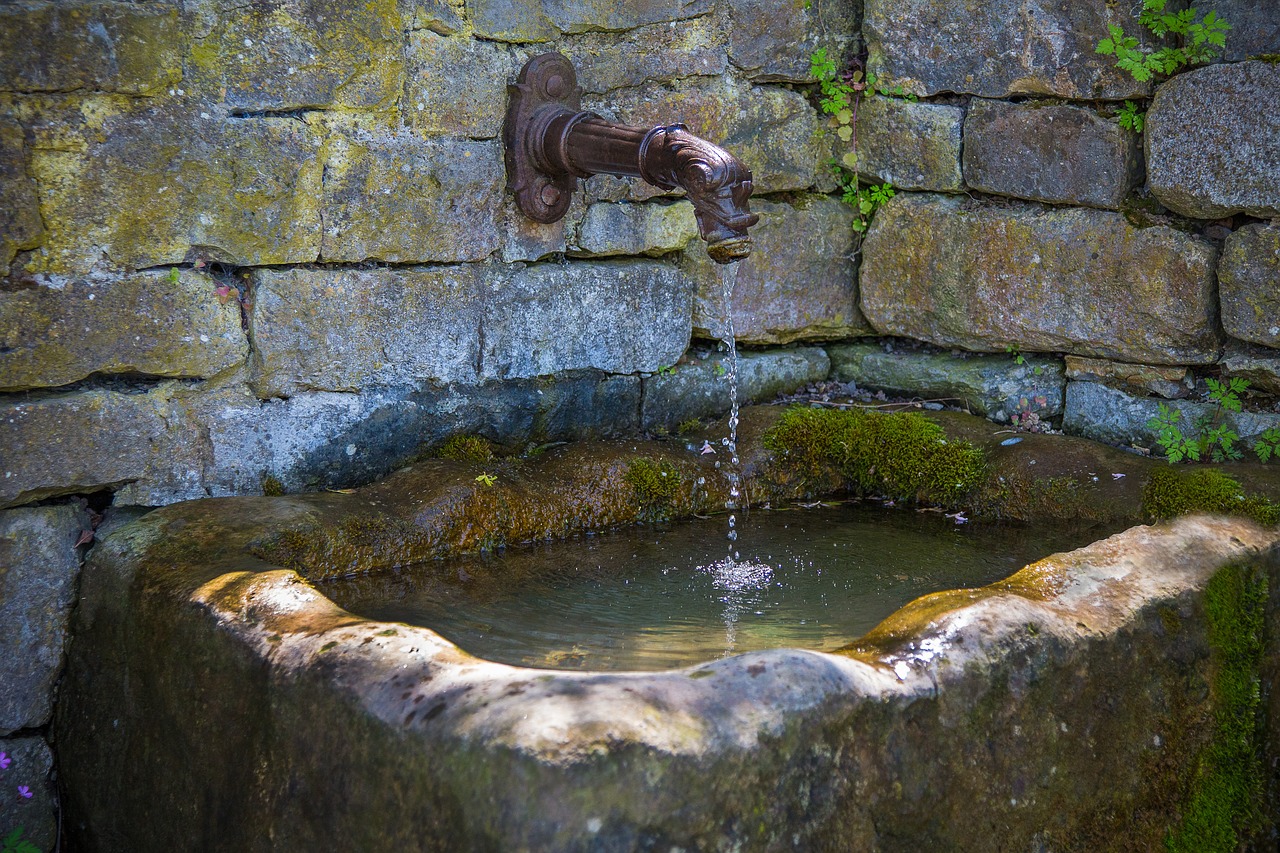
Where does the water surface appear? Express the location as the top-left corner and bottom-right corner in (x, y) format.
(323, 503), (1108, 671)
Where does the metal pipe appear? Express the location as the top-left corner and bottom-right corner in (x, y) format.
(505, 53), (759, 264)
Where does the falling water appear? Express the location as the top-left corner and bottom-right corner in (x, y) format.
(707, 260), (771, 654)
(717, 261), (742, 551)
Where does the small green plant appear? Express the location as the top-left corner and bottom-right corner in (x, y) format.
(2, 827), (40, 853)
(656, 364), (677, 377)
(713, 363), (727, 378)
(1005, 345), (1026, 366)
(1253, 427), (1280, 462)
(1096, 0), (1230, 82)
(1149, 403), (1201, 463)
(810, 47), (909, 233)
(1146, 378), (1268, 463)
(1206, 376), (1246, 413)
(474, 472), (497, 487)
(1115, 100), (1146, 133)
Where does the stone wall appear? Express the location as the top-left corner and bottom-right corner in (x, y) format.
(1, 0), (1279, 842)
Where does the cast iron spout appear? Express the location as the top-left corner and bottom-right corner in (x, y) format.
(505, 53), (759, 264)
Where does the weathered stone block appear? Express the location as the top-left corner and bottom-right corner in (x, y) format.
(851, 96), (964, 192)
(204, 374), (640, 495)
(0, 121), (43, 273)
(569, 16), (727, 93)
(319, 134), (503, 263)
(25, 105), (323, 276)
(0, 506), (88, 733)
(185, 0), (403, 111)
(1, 270), (247, 391)
(1063, 356), (1192, 400)
(686, 197), (871, 345)
(828, 343), (1065, 423)
(0, 385), (211, 509)
(499, 195), (570, 264)
(1220, 344), (1280, 397)
(641, 347), (831, 432)
(1220, 222), (1280, 348)
(249, 266), (484, 398)
(400, 0), (465, 33)
(864, 0), (1149, 99)
(1064, 380), (1280, 449)
(963, 99), (1140, 209)
(482, 260), (695, 379)
(1146, 61), (1280, 219)
(404, 32), (516, 137)
(0, 2), (181, 95)
(589, 76), (820, 195)
(571, 201), (698, 258)
(1198, 0), (1280, 61)
(860, 193), (1222, 365)
(0, 737), (55, 852)
(728, 0), (860, 83)
(468, 0), (713, 42)
(533, 372), (643, 441)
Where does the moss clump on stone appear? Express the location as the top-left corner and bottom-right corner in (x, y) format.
(260, 474), (285, 497)
(435, 434), (494, 463)
(1167, 562), (1267, 852)
(623, 458), (683, 520)
(676, 418), (704, 436)
(763, 405), (985, 505)
(1142, 467), (1280, 527)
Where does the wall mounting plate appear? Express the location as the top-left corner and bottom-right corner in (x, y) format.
(503, 53), (581, 224)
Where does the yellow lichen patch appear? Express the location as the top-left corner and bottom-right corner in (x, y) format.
(834, 555), (1069, 660)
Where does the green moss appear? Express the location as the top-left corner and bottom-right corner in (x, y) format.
(676, 418), (704, 436)
(260, 474), (285, 497)
(435, 434), (494, 463)
(763, 405), (985, 506)
(623, 458), (683, 520)
(1143, 467), (1280, 527)
(1167, 562), (1267, 852)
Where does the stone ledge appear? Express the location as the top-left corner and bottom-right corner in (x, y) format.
(829, 343), (1065, 423)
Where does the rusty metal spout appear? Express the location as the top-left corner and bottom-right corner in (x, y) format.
(504, 53), (759, 264)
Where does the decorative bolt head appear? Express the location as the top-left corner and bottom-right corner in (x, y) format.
(539, 183), (563, 207)
(546, 74), (568, 99)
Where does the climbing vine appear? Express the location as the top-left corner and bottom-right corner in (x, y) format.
(810, 47), (910, 233)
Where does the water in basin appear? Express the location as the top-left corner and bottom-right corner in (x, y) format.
(323, 503), (1107, 671)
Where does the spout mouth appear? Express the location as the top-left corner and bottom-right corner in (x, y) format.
(706, 236), (752, 264)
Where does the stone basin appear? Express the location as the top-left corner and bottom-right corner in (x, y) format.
(56, 407), (1280, 850)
